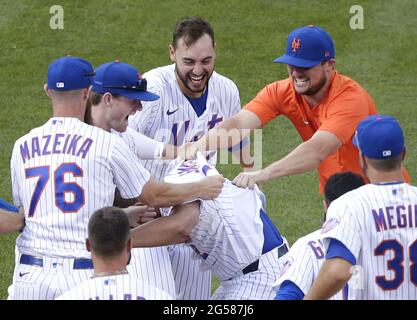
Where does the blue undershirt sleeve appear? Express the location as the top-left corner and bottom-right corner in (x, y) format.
(274, 280), (304, 300)
(326, 238), (356, 265)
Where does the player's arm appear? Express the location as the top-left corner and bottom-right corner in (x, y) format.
(304, 258), (352, 300)
(130, 202), (200, 247)
(233, 130), (342, 188)
(304, 238), (356, 300)
(0, 209), (25, 234)
(230, 138), (255, 170)
(138, 176), (224, 208)
(194, 110), (262, 152)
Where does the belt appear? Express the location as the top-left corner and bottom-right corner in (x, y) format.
(242, 243), (289, 275)
(20, 254), (93, 270)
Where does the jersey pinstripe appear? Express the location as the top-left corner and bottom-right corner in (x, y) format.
(190, 181), (264, 280)
(9, 117), (151, 300)
(322, 182), (417, 300)
(55, 273), (173, 300)
(165, 159), (284, 299)
(114, 127), (176, 298)
(129, 64), (241, 299)
(11, 117), (150, 259)
(275, 229), (359, 300)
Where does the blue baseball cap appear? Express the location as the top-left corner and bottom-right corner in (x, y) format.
(274, 25), (335, 68)
(92, 61), (159, 101)
(47, 56), (95, 91)
(352, 115), (405, 159)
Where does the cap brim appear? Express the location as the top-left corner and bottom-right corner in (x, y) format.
(273, 54), (321, 68)
(117, 90), (160, 101)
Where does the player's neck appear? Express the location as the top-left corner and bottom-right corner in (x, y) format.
(92, 269), (128, 278)
(90, 104), (111, 132)
(367, 169), (404, 185)
(92, 259), (128, 278)
(52, 102), (85, 121)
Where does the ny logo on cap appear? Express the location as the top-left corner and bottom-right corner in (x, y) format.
(56, 82), (65, 88)
(291, 38), (301, 52)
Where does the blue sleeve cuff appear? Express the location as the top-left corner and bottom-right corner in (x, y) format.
(228, 137), (249, 153)
(274, 280), (304, 300)
(326, 238), (356, 265)
(0, 198), (19, 213)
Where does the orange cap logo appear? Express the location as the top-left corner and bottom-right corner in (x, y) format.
(291, 38), (301, 52)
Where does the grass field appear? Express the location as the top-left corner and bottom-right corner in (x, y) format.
(0, 0), (416, 299)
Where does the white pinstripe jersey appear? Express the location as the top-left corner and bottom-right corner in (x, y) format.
(55, 273), (173, 300)
(192, 181), (265, 281)
(322, 182), (417, 300)
(275, 229), (358, 300)
(128, 63), (241, 180)
(164, 159), (265, 281)
(113, 127), (176, 298)
(11, 117), (150, 258)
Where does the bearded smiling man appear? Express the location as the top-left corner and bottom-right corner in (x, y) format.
(193, 24), (410, 193)
(128, 16), (248, 300)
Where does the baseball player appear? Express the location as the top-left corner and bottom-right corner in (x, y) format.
(305, 115), (417, 300)
(86, 60), (223, 297)
(130, 153), (289, 300)
(274, 172), (365, 300)
(56, 207), (173, 300)
(9, 56), (154, 300)
(128, 16), (248, 300)
(87, 61), (223, 208)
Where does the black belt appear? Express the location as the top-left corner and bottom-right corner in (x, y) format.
(242, 243), (289, 275)
(20, 254), (93, 270)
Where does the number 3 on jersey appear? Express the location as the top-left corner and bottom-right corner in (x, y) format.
(375, 239), (417, 290)
(25, 162), (85, 217)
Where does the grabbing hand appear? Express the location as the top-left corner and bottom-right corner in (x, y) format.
(198, 175), (225, 200)
(124, 203), (159, 228)
(233, 169), (269, 189)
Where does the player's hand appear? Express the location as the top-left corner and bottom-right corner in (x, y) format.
(198, 175), (225, 199)
(233, 169), (269, 189)
(177, 142), (198, 160)
(124, 204), (159, 227)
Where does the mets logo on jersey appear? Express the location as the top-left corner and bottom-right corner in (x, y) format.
(292, 38), (301, 52)
(321, 217), (340, 234)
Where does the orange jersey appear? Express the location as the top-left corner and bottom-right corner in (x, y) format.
(244, 71), (382, 193)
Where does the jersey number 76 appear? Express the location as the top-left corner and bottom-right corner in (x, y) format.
(25, 163), (85, 217)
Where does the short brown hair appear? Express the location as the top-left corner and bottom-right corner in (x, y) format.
(367, 153), (403, 172)
(172, 16), (215, 48)
(88, 206), (130, 258)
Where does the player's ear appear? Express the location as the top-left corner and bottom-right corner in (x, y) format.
(322, 200), (329, 222)
(103, 92), (112, 105)
(82, 86), (91, 101)
(169, 44), (176, 62)
(43, 84), (52, 99)
(86, 238), (91, 252)
(402, 148), (407, 161)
